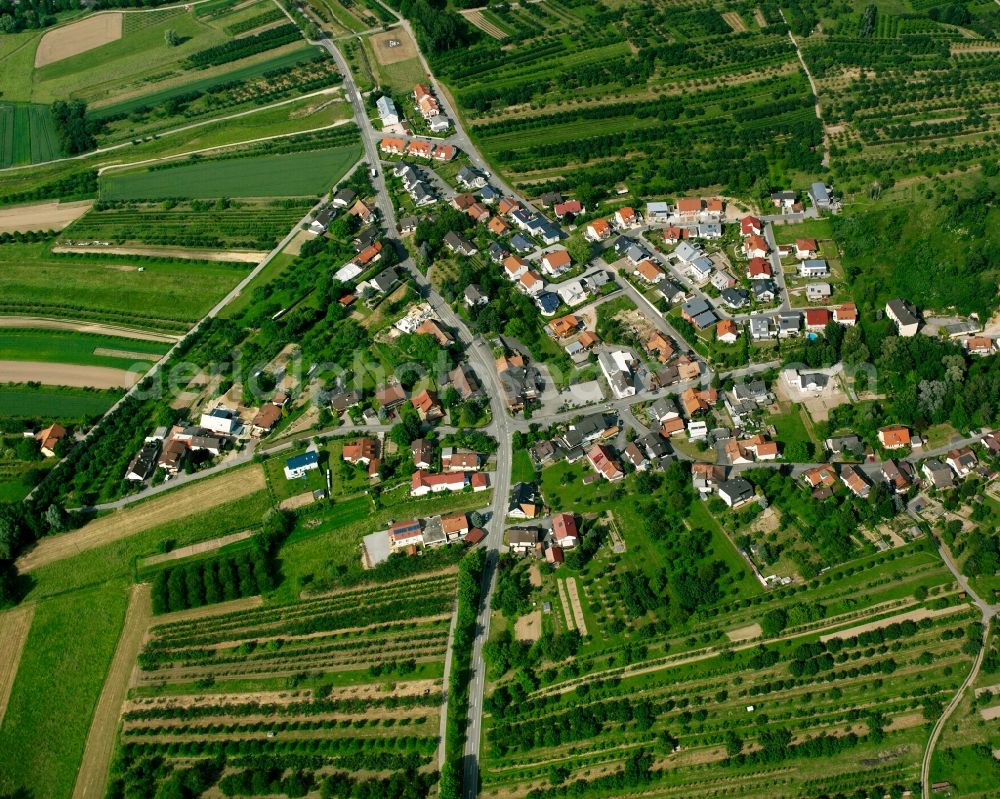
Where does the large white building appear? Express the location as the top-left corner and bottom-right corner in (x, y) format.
(376, 95), (400, 126)
(199, 407), (238, 435)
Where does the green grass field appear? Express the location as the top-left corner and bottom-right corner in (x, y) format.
(0, 329), (170, 370)
(0, 582), (130, 799)
(0, 241), (249, 332)
(0, 102), (63, 167)
(0, 385), (120, 421)
(101, 144), (363, 200)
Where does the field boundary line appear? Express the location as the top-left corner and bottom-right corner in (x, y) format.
(0, 603), (36, 726)
(72, 583), (152, 799)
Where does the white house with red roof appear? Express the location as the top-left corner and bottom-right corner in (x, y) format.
(551, 512), (578, 548)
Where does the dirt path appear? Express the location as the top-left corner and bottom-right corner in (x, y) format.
(35, 13), (122, 67)
(52, 245), (267, 264)
(819, 604), (967, 642)
(556, 579), (575, 632)
(0, 317), (181, 343)
(0, 604), (35, 726)
(138, 530), (254, 569)
(92, 348), (162, 362)
(17, 466), (266, 572)
(726, 622), (762, 642)
(0, 360), (141, 389)
(154, 595), (263, 625)
(72, 583), (151, 799)
(564, 577), (588, 636)
(0, 200), (93, 233)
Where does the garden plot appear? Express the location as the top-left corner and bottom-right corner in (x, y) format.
(0, 200), (93, 234)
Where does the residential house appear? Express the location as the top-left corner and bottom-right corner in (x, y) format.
(795, 239), (818, 259)
(810, 182), (833, 210)
(551, 512), (579, 548)
(503, 255), (529, 280)
(369, 267), (399, 294)
(411, 438), (434, 469)
(432, 144), (456, 161)
(922, 460), (955, 490)
(834, 302), (858, 326)
(645, 332), (674, 363)
(376, 95), (399, 126)
(802, 466), (836, 490)
(625, 242), (649, 265)
(598, 350), (636, 399)
(676, 197), (703, 220)
(749, 316), (773, 340)
(399, 215), (418, 234)
(804, 308), (832, 331)
(635, 259), (666, 284)
(676, 355), (701, 381)
(885, 299), (920, 337)
(706, 197), (724, 217)
(882, 460), (915, 493)
(549, 314), (580, 338)
(508, 527), (540, 554)
(545, 545), (565, 565)
(541, 249), (572, 277)
(518, 271), (545, 296)
(681, 386), (717, 416)
(441, 513), (469, 541)
(720, 288), (749, 309)
(711, 270), (737, 291)
(330, 389), (361, 414)
(784, 369), (829, 393)
(388, 519), (423, 550)
(623, 441), (649, 470)
(375, 381), (407, 409)
(410, 470), (467, 496)
(696, 222), (722, 239)
(464, 199), (488, 221)
(587, 443), (624, 482)
(586, 219), (611, 242)
(692, 463), (725, 495)
(743, 235), (769, 259)
(159, 438), (187, 474)
(35, 423), (66, 458)
(777, 311), (802, 337)
(497, 353), (540, 411)
(663, 225), (687, 244)
(982, 430), (1000, 456)
(530, 439), (563, 466)
(946, 447), (977, 478)
(806, 283), (832, 302)
(508, 482), (541, 519)
(464, 284), (488, 308)
(416, 318), (453, 346)
(681, 297), (718, 329)
(640, 431), (671, 460)
(747, 257), (772, 279)
(309, 206), (334, 235)
(719, 478), (755, 508)
(457, 166), (487, 189)
(752, 280), (778, 303)
(537, 289), (560, 315)
(407, 140), (433, 159)
(614, 206), (638, 228)
(554, 200), (583, 218)
(826, 434), (862, 457)
(741, 215), (762, 236)
(878, 426), (911, 450)
(343, 438), (378, 465)
(125, 442), (159, 482)
(646, 201), (672, 222)
(250, 403), (282, 437)
(771, 190), (798, 209)
(966, 336), (996, 356)
(510, 233), (534, 253)
(487, 216), (510, 237)
(284, 451), (319, 480)
(840, 464), (871, 498)
(200, 408), (237, 436)
(444, 231), (477, 256)
(799, 259), (830, 278)
(411, 389), (443, 421)
(441, 447), (480, 472)
(380, 136), (405, 155)
(717, 319), (739, 344)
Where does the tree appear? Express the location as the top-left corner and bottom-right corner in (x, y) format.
(0, 560), (21, 607)
(724, 729), (744, 757)
(164, 28), (180, 46)
(761, 607), (788, 636)
(44, 503), (68, 533)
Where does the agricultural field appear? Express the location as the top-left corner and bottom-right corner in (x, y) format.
(432, 0), (820, 200)
(62, 198), (310, 253)
(101, 144), (363, 200)
(0, 384), (120, 422)
(480, 530), (976, 799)
(0, 102), (63, 167)
(796, 0), (1000, 193)
(102, 568), (454, 797)
(0, 328), (170, 370)
(0, 240), (251, 333)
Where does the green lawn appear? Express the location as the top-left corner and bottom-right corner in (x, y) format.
(263, 446), (330, 502)
(0, 241), (249, 332)
(510, 448), (536, 484)
(0, 329), (169, 370)
(0, 385), (120, 421)
(101, 145), (363, 200)
(771, 217), (834, 245)
(0, 581), (130, 799)
(771, 406), (817, 455)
